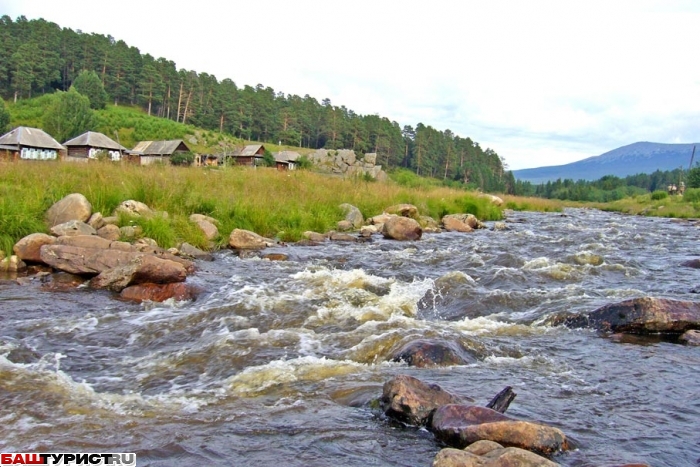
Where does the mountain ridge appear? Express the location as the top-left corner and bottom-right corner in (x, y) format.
(513, 142), (698, 184)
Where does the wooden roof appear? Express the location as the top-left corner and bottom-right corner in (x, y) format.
(239, 144), (265, 156)
(131, 140), (190, 156)
(63, 131), (126, 151)
(275, 151), (301, 162)
(0, 126), (65, 150)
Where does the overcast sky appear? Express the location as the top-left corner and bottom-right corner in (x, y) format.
(2, 0), (699, 169)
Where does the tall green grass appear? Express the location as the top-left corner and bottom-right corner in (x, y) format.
(0, 162), (507, 251)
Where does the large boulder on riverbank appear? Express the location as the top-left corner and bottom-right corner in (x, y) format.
(45, 193), (92, 227)
(442, 214), (484, 232)
(228, 229), (273, 250)
(13, 233), (56, 263)
(339, 203), (364, 229)
(115, 200), (154, 218)
(190, 214), (219, 240)
(39, 244), (194, 276)
(381, 375), (465, 426)
(548, 297), (700, 335)
(382, 216), (422, 241)
(89, 255), (187, 292)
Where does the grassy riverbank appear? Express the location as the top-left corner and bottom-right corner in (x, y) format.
(0, 162), (505, 254)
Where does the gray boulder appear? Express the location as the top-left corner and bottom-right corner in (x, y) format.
(45, 193), (92, 227)
(50, 220), (97, 237)
(339, 203), (364, 228)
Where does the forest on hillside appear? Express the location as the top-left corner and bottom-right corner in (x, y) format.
(0, 15), (514, 193)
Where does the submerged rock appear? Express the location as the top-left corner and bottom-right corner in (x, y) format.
(391, 339), (476, 367)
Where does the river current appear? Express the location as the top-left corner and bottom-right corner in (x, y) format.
(1, 208), (699, 466)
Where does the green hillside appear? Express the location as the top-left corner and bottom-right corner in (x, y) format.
(0, 15), (513, 193)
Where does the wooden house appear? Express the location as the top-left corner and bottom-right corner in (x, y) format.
(275, 151), (301, 171)
(0, 126), (65, 161)
(130, 140), (190, 165)
(231, 144), (265, 166)
(63, 131), (127, 162)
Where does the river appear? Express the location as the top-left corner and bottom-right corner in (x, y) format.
(1, 208), (698, 466)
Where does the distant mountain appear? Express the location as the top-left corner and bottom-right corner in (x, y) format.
(513, 142), (699, 184)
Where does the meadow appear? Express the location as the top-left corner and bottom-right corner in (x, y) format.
(0, 161), (505, 255)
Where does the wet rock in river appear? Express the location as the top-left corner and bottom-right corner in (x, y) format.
(681, 258), (700, 269)
(382, 216), (422, 241)
(391, 339), (476, 367)
(680, 329), (700, 346)
(430, 405), (512, 447)
(546, 297), (700, 337)
(178, 242), (214, 261)
(381, 374), (465, 426)
(441, 213), (484, 232)
(454, 420), (569, 455)
(40, 272), (88, 291)
(13, 233), (56, 263)
(432, 446), (560, 467)
(39, 244), (194, 276)
(120, 282), (202, 303)
(89, 255), (187, 292)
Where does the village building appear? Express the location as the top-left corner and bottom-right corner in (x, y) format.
(274, 150), (301, 171)
(130, 139), (191, 165)
(63, 131), (127, 162)
(194, 154), (221, 167)
(0, 126), (65, 161)
(229, 144), (265, 166)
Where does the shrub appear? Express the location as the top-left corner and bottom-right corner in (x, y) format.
(171, 151), (195, 166)
(651, 190), (668, 200)
(683, 187), (700, 203)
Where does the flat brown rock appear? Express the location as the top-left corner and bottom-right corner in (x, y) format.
(431, 405), (512, 447)
(457, 420), (569, 455)
(382, 216), (422, 241)
(587, 297), (700, 334)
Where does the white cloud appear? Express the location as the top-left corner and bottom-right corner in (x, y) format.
(4, 0), (700, 169)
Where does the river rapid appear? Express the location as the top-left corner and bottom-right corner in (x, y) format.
(1, 208), (699, 467)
